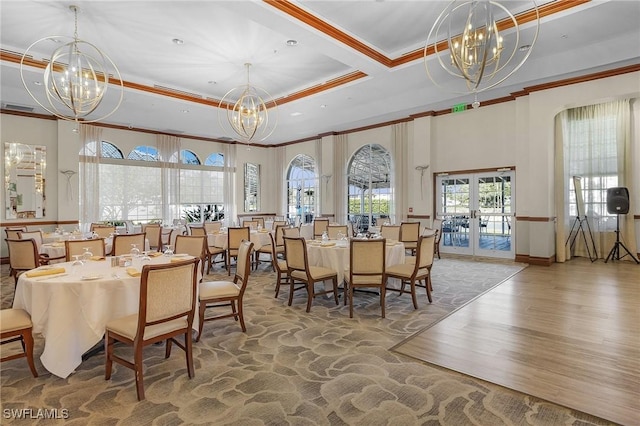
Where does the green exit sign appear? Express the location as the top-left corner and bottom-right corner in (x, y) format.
(452, 103), (467, 113)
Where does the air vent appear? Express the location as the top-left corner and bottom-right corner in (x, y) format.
(162, 129), (185, 135)
(3, 103), (34, 112)
(154, 84), (203, 99)
(218, 136), (234, 142)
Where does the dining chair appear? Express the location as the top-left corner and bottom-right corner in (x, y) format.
(251, 217), (265, 228)
(196, 240), (254, 342)
(380, 224), (401, 241)
(283, 236), (339, 313)
(385, 235), (435, 309)
(65, 238), (106, 261)
(105, 257), (199, 400)
(188, 225), (205, 236)
(1, 308), (38, 377)
(92, 226), (116, 238)
(313, 219), (329, 239)
(282, 226), (300, 238)
(327, 225), (348, 240)
(18, 230), (65, 268)
(254, 230), (280, 271)
(142, 224), (162, 251)
(272, 220), (287, 229)
(243, 220), (258, 230)
(344, 238), (387, 318)
(274, 225), (287, 254)
(6, 238), (47, 286)
(5, 227), (26, 240)
(111, 233), (146, 256)
(399, 222), (421, 255)
(203, 221), (222, 234)
(268, 233), (289, 298)
(431, 219), (443, 259)
(174, 235), (207, 278)
(200, 227), (225, 273)
(226, 227), (250, 276)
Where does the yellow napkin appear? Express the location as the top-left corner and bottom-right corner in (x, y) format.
(89, 256), (105, 261)
(148, 252), (163, 257)
(26, 267), (66, 278)
(51, 242), (65, 247)
(171, 256), (195, 263)
(321, 242), (336, 247)
(259, 229), (268, 233)
(126, 267), (141, 277)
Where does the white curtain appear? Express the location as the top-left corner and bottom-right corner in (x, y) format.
(274, 146), (285, 217)
(223, 144), (237, 226)
(333, 134), (347, 224)
(157, 134), (181, 224)
(392, 122), (408, 224)
(555, 99), (637, 261)
(79, 124), (102, 232)
(314, 138), (323, 216)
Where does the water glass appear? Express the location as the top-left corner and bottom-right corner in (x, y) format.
(130, 244), (140, 257)
(82, 247), (93, 261)
(163, 245), (174, 256)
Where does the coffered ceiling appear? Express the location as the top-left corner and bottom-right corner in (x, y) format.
(1, 1), (639, 146)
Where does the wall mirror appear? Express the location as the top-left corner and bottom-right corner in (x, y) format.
(4, 143), (46, 219)
(244, 162), (260, 212)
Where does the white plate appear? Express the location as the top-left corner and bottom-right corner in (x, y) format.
(81, 275), (103, 281)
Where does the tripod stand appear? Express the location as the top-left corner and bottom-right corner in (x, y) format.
(605, 214), (640, 264)
(566, 215), (597, 262)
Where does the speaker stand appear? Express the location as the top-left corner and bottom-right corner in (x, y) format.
(605, 215), (640, 264)
(566, 215), (598, 262)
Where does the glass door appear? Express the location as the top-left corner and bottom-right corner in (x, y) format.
(436, 170), (514, 258)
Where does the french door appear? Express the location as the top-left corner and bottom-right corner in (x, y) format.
(436, 170), (514, 258)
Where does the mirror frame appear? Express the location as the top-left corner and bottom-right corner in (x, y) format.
(244, 162), (260, 212)
(4, 143), (46, 219)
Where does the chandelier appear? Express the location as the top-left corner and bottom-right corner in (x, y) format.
(219, 63), (278, 144)
(425, 0), (539, 108)
(5, 142), (32, 167)
(20, 5), (123, 123)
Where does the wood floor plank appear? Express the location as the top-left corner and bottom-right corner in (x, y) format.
(393, 258), (640, 425)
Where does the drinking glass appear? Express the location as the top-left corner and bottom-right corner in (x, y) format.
(71, 255), (84, 275)
(163, 245), (174, 256)
(140, 250), (151, 262)
(130, 244), (140, 257)
(82, 247), (93, 261)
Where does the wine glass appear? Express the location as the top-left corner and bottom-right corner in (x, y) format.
(163, 245), (174, 256)
(140, 250), (151, 262)
(130, 244), (141, 258)
(82, 247), (93, 261)
(71, 255), (84, 275)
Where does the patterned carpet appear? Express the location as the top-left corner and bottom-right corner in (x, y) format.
(0, 258), (615, 425)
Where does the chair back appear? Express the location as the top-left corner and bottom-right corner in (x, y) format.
(327, 225), (348, 240)
(349, 238), (386, 283)
(93, 226), (116, 238)
(380, 225), (400, 241)
(416, 235), (436, 270)
(6, 239), (39, 271)
(174, 235), (207, 258)
(137, 258), (199, 337)
(234, 240), (255, 285)
(268, 232), (286, 273)
(111, 233), (146, 256)
(283, 237), (308, 273)
(313, 219), (329, 238)
(282, 226), (300, 238)
(18, 231), (44, 252)
(272, 220), (287, 229)
(227, 227), (250, 255)
(252, 217), (265, 228)
(203, 221), (222, 234)
(142, 224), (162, 251)
(243, 220), (258, 230)
(399, 222), (420, 244)
(5, 228), (26, 239)
(274, 225), (286, 247)
(431, 220), (443, 242)
(189, 226), (207, 237)
(65, 238), (106, 261)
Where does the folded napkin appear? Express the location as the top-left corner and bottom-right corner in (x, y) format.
(149, 252), (163, 257)
(89, 256), (105, 261)
(26, 267), (66, 278)
(51, 242), (65, 247)
(259, 230), (268, 233)
(126, 267), (141, 277)
(321, 242), (336, 247)
(170, 256), (195, 263)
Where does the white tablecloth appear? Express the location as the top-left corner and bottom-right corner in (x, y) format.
(12, 255), (197, 379)
(306, 239), (405, 284)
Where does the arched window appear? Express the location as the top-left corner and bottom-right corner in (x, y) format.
(181, 149), (200, 165)
(79, 140), (123, 158)
(127, 146), (158, 161)
(286, 154), (317, 224)
(205, 153), (224, 167)
(347, 144), (393, 232)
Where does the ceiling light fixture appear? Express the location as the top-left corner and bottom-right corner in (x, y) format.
(286, 39), (298, 46)
(424, 0), (539, 108)
(218, 63), (278, 144)
(20, 5), (123, 123)
(5, 142), (32, 167)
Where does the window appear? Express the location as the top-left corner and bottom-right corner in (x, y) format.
(347, 144), (393, 232)
(205, 153), (224, 166)
(286, 154), (317, 224)
(181, 150), (200, 165)
(127, 146), (158, 161)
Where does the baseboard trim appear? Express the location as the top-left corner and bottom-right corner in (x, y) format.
(515, 254), (556, 266)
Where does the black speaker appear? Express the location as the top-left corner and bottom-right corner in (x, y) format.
(606, 187), (629, 214)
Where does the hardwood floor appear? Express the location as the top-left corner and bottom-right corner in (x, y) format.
(392, 257), (640, 425)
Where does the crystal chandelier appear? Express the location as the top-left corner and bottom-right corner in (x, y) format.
(425, 0), (539, 108)
(5, 142), (32, 167)
(20, 5), (123, 123)
(219, 63), (278, 144)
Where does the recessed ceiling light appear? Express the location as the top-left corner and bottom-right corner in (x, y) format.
(208, 80), (217, 84)
(320, 104), (327, 108)
(172, 38), (184, 45)
(291, 112), (303, 116)
(519, 44), (531, 52)
(33, 81), (42, 86)
(286, 39), (298, 46)
(181, 109), (189, 113)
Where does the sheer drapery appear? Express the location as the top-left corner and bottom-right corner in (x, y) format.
(314, 139), (323, 216)
(333, 134), (347, 225)
(79, 124), (102, 232)
(275, 146), (285, 218)
(223, 144), (237, 226)
(555, 99), (636, 261)
(157, 134), (181, 224)
(392, 122), (408, 224)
